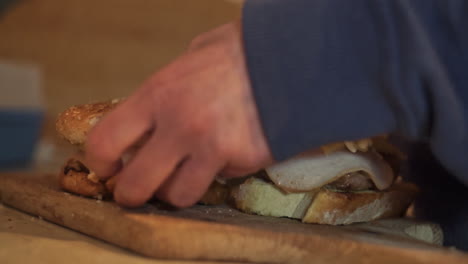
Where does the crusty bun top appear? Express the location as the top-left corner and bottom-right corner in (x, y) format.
(56, 98), (123, 146)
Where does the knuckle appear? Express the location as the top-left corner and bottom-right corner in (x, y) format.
(189, 34), (208, 49)
(184, 112), (213, 137)
(85, 136), (122, 174)
(86, 131), (113, 160)
(213, 139), (233, 160)
(186, 119), (207, 136)
(146, 84), (164, 107)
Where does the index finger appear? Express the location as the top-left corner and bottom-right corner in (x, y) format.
(85, 93), (154, 179)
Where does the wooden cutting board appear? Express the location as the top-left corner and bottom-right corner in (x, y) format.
(1, 172), (467, 264)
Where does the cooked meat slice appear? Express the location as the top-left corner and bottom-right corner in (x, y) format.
(325, 172), (376, 191)
(60, 158), (111, 198)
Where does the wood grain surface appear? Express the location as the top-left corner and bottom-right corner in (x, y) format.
(1, 172), (467, 264)
(0, 205), (240, 264)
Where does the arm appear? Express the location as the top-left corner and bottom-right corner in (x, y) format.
(85, 0), (468, 209)
(85, 22), (274, 208)
(242, 0), (468, 185)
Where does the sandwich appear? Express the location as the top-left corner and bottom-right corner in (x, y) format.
(56, 98), (229, 203)
(56, 99), (418, 225)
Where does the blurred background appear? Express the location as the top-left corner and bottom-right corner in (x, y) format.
(0, 0), (241, 168)
(0, 0), (241, 115)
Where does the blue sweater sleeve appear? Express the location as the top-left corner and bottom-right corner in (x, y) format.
(242, 0), (468, 186)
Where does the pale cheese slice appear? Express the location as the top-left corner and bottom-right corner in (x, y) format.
(265, 151), (394, 192)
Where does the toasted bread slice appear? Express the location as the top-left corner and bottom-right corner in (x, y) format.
(231, 177), (418, 225)
(303, 183), (418, 225)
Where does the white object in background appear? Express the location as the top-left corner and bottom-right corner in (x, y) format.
(0, 61), (43, 110)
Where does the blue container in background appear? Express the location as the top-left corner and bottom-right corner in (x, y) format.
(0, 60), (44, 170)
(0, 109), (43, 169)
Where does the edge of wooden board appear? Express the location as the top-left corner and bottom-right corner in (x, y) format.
(1, 172), (467, 264)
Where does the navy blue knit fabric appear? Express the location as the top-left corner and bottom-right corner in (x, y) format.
(242, 0), (468, 250)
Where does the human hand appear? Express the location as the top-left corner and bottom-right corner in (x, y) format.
(85, 21), (274, 208)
